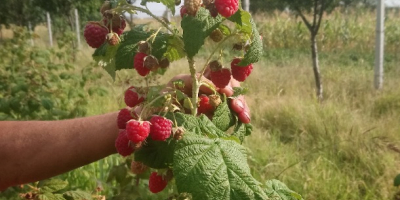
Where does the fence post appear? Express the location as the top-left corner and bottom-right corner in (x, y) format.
(46, 12), (53, 47)
(374, 0), (385, 90)
(28, 21), (34, 46)
(74, 9), (81, 49)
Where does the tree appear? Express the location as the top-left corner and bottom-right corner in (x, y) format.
(281, 0), (339, 101)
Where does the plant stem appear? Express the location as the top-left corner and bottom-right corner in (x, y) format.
(188, 58), (199, 116)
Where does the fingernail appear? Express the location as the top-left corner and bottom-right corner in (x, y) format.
(238, 111), (251, 124)
(236, 100), (244, 109)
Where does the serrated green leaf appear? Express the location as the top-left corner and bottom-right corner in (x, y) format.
(38, 179), (68, 193)
(63, 190), (92, 200)
(141, 0), (176, 15)
(232, 87), (248, 97)
(38, 193), (66, 200)
(228, 9), (252, 35)
(181, 8), (223, 58)
(394, 174), (400, 186)
(134, 138), (177, 169)
(165, 112), (226, 138)
(264, 179), (303, 200)
(93, 42), (119, 79)
(232, 122), (252, 143)
(212, 99), (236, 131)
(174, 134), (268, 200)
(239, 20), (263, 66)
(164, 36), (186, 62)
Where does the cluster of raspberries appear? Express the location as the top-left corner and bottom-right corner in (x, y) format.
(181, 0), (239, 18)
(83, 1), (126, 48)
(208, 58), (253, 87)
(115, 86), (174, 193)
(132, 41), (170, 77)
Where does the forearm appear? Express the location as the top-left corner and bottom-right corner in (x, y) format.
(0, 112), (119, 190)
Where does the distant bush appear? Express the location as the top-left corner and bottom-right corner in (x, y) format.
(0, 27), (105, 120)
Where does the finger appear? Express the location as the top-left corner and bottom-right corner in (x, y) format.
(217, 85), (234, 97)
(237, 111), (251, 124)
(230, 98), (245, 114)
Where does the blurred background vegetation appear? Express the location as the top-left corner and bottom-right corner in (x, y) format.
(1, 0), (400, 199)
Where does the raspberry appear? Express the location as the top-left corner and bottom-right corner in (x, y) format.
(144, 55), (159, 72)
(134, 52), (151, 76)
(130, 161), (148, 175)
(210, 29), (223, 43)
(150, 115), (173, 141)
(180, 6), (188, 18)
(149, 172), (168, 193)
(115, 130), (134, 157)
(124, 86), (144, 107)
(214, 0), (239, 18)
(138, 41), (150, 54)
(231, 58), (253, 82)
(117, 108), (134, 129)
(206, 3), (219, 18)
(159, 58), (170, 68)
(126, 120), (151, 143)
(84, 22), (108, 48)
(106, 32), (120, 46)
(103, 16), (126, 35)
(198, 94), (214, 115)
(184, 0), (201, 16)
(209, 61), (231, 88)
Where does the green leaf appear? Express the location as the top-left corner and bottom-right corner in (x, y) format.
(63, 190), (92, 200)
(93, 43), (119, 79)
(228, 9), (252, 35)
(181, 8), (223, 58)
(394, 174), (400, 186)
(164, 36), (186, 62)
(140, 0), (176, 15)
(233, 122), (253, 143)
(264, 179), (303, 200)
(232, 87), (248, 97)
(212, 99), (236, 132)
(38, 193), (66, 200)
(239, 20), (263, 66)
(134, 138), (177, 169)
(173, 134), (268, 200)
(41, 98), (54, 110)
(165, 112), (226, 138)
(38, 179), (68, 193)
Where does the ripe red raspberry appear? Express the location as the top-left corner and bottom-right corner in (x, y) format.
(149, 115), (173, 141)
(214, 0), (239, 18)
(124, 86), (144, 107)
(231, 58), (253, 82)
(180, 6), (188, 17)
(134, 52), (151, 76)
(149, 172), (168, 193)
(209, 61), (231, 88)
(130, 161), (148, 175)
(198, 94), (214, 115)
(115, 130), (134, 157)
(84, 22), (108, 48)
(117, 108), (135, 129)
(126, 120), (151, 143)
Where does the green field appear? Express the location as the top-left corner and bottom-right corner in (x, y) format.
(2, 9), (400, 199)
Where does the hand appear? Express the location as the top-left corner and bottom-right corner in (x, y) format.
(167, 74), (251, 124)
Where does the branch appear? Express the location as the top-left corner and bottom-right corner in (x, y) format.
(315, 0), (326, 35)
(294, 6), (313, 32)
(312, 0), (318, 32)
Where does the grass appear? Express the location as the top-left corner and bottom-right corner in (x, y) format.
(2, 8), (400, 200)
